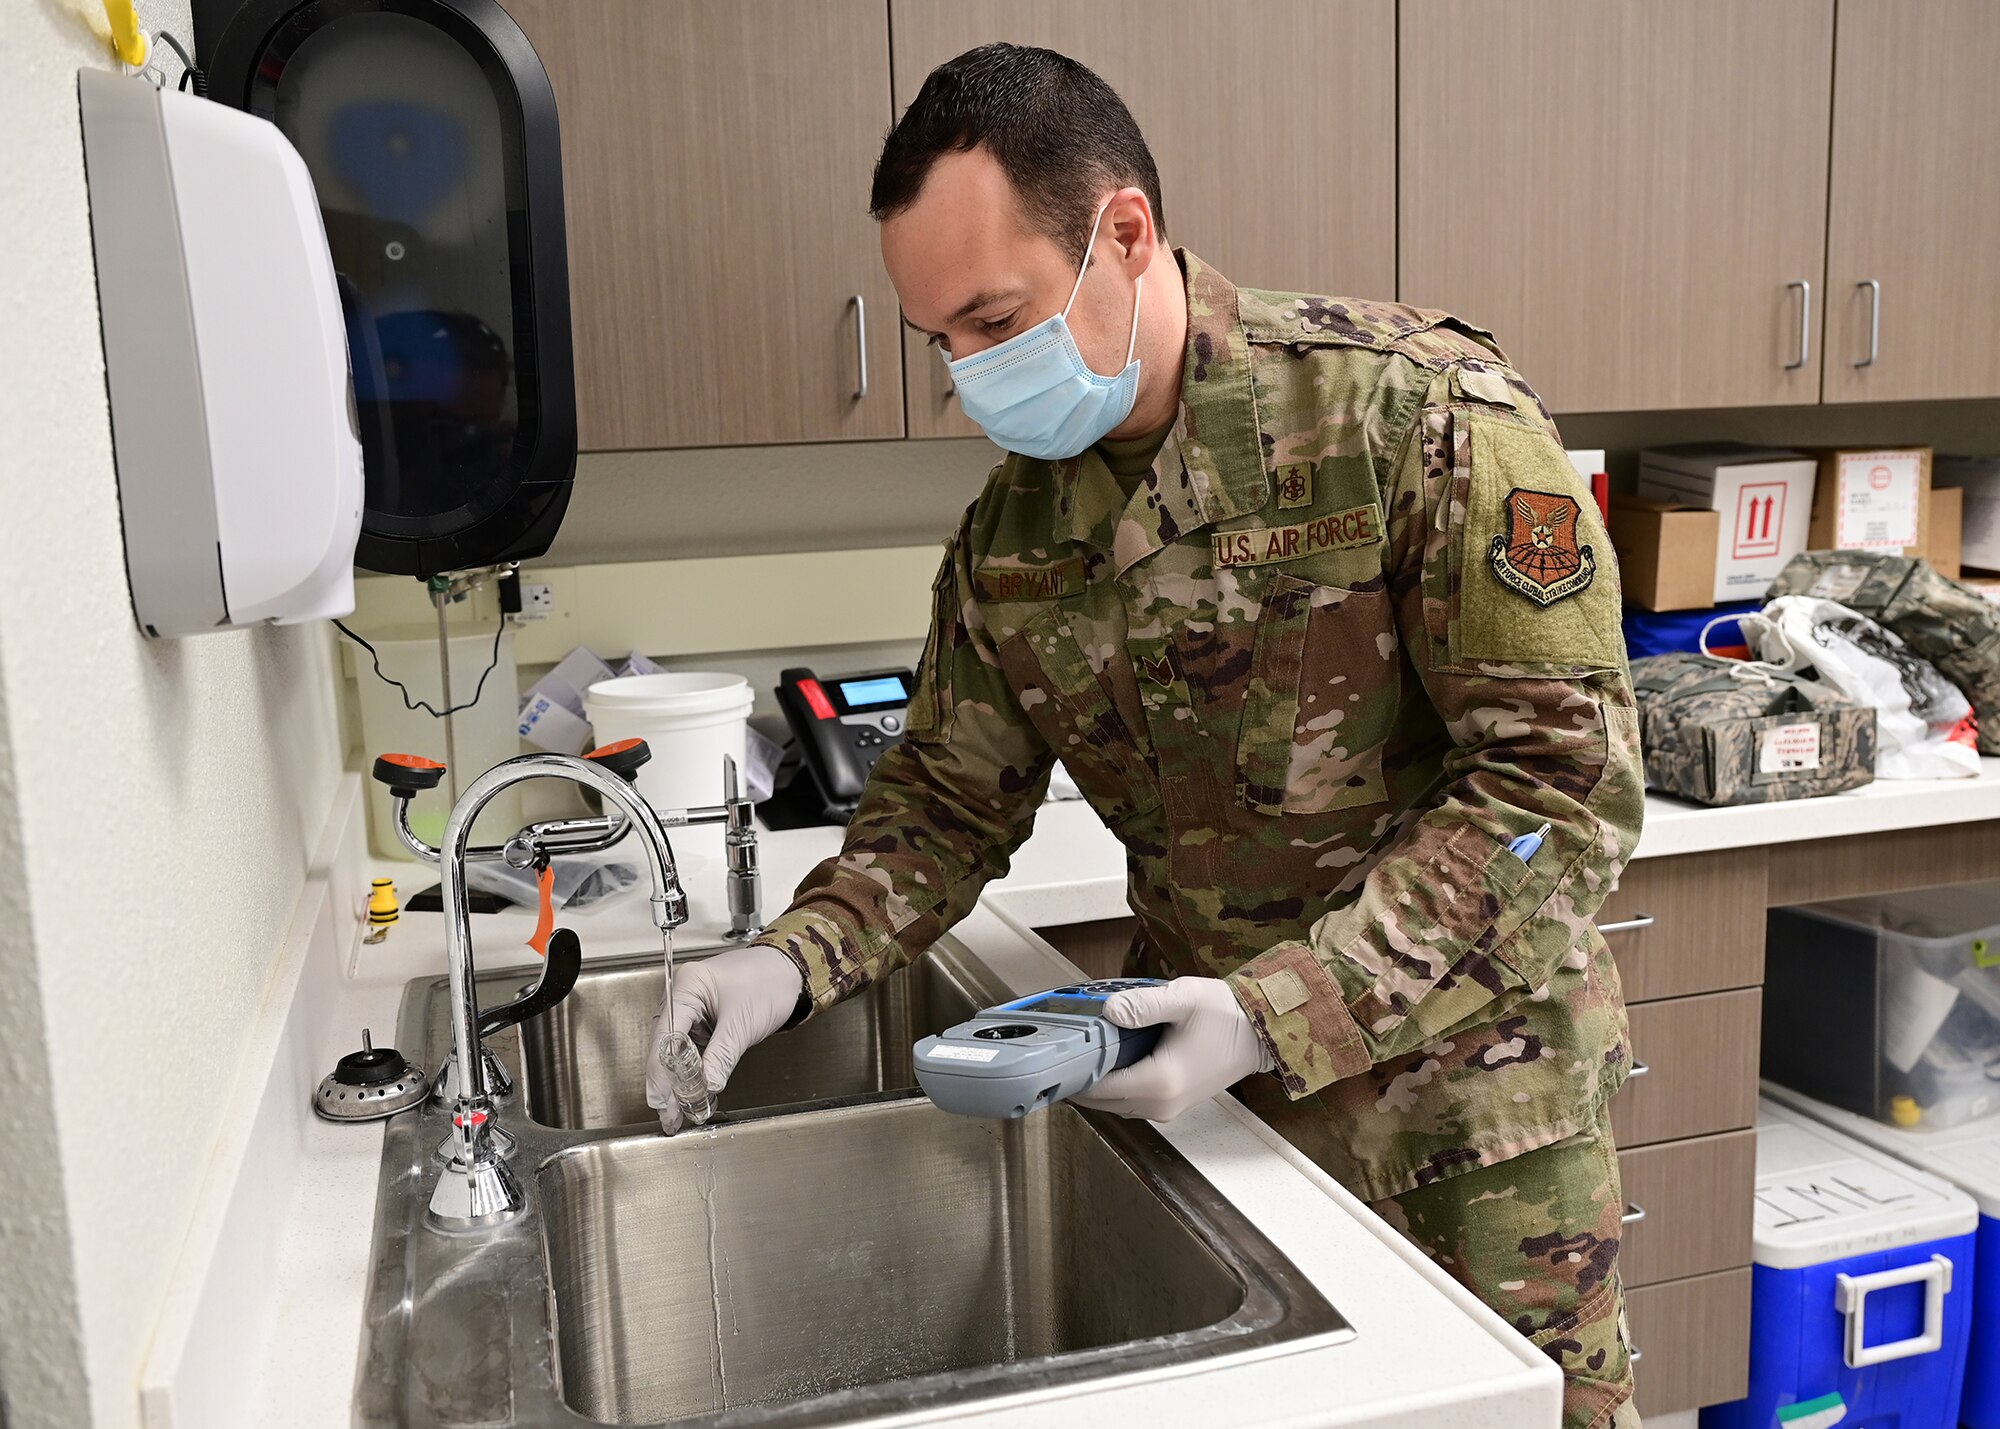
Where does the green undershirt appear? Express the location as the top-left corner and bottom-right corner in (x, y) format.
(1095, 421), (1174, 500)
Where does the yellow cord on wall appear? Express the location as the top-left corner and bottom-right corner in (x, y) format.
(102, 0), (149, 69)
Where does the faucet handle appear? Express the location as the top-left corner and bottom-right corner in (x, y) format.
(584, 737), (651, 783)
(372, 753), (446, 799)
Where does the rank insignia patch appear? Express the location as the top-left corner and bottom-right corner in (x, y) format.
(1275, 463), (1313, 510)
(1489, 488), (1596, 607)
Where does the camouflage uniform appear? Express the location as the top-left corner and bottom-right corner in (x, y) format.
(1768, 551), (2000, 754)
(756, 253), (1646, 1424)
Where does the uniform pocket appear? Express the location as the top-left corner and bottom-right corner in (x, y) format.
(998, 604), (1161, 825)
(1236, 574), (1400, 815)
(903, 551), (958, 744)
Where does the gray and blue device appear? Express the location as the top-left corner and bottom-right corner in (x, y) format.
(913, 978), (1168, 1119)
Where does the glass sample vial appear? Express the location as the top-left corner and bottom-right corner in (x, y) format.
(658, 1029), (715, 1126)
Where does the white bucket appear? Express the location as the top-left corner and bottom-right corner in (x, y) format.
(584, 672), (754, 815)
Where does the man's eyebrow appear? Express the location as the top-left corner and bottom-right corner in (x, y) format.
(900, 290), (1020, 336)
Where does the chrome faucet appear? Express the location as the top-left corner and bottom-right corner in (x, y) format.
(373, 747), (763, 1109)
(396, 747), (714, 1229)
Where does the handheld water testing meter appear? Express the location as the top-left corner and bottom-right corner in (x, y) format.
(913, 979), (1168, 1119)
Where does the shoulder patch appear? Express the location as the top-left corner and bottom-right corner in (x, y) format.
(1489, 488), (1596, 607)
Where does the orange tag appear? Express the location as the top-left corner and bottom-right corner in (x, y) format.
(527, 864), (555, 957)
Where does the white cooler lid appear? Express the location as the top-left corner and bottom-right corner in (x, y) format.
(1748, 1099), (1977, 1268)
(1765, 1079), (2000, 1219)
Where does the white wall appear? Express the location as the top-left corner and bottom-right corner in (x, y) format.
(0, 4), (346, 1425)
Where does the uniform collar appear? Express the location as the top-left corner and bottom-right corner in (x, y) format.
(1050, 249), (1269, 552)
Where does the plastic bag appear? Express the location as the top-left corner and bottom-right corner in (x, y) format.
(463, 856), (641, 911)
(1742, 595), (1981, 780)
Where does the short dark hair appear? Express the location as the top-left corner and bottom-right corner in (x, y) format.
(870, 43), (1164, 263)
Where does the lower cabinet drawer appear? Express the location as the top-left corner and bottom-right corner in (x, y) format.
(1626, 1266), (1752, 1418)
(1616, 1129), (1756, 1287)
(1601, 849), (1768, 1003)
(1612, 988), (1762, 1147)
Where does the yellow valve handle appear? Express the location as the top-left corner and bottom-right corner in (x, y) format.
(101, 0), (149, 68)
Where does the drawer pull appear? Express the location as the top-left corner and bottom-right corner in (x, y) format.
(1598, 913), (1656, 935)
(1621, 1202), (1647, 1225)
(1837, 1254), (1954, 1368)
(1627, 1059), (1650, 1079)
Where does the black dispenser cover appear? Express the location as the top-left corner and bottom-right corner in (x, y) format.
(198, 0), (575, 577)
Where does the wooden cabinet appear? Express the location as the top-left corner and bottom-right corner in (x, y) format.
(888, 1), (1397, 438)
(1398, 1), (1835, 414)
(501, 0), (904, 450)
(1617, 1130), (1756, 1288)
(1612, 989), (1762, 1148)
(1626, 1267), (1753, 1418)
(1601, 850), (1768, 1003)
(1821, 0), (2000, 403)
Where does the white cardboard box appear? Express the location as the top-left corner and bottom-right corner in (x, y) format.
(1636, 444), (1818, 604)
(1935, 455), (2000, 571)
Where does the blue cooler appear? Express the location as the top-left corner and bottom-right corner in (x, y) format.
(1767, 1081), (2000, 1427)
(1703, 1099), (1977, 1429)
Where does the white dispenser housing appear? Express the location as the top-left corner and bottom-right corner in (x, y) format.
(79, 69), (362, 637)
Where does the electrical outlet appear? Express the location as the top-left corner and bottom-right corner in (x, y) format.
(520, 582), (555, 621)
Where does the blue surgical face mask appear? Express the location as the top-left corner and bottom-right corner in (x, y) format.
(943, 200), (1144, 461)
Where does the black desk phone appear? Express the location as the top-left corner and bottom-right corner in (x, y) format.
(775, 666), (913, 819)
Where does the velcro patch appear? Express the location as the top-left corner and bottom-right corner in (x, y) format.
(1258, 968), (1311, 1016)
(1275, 463), (1314, 510)
(1212, 504), (1381, 570)
(973, 559), (1086, 603)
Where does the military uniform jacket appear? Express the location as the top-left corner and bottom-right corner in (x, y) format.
(756, 253), (1646, 1201)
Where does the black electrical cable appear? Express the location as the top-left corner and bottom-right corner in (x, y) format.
(334, 615), (506, 719)
(151, 31), (206, 95)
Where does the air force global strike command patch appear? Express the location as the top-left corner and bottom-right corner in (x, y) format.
(1489, 488), (1596, 607)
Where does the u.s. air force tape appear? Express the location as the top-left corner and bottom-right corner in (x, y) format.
(1212, 504), (1380, 570)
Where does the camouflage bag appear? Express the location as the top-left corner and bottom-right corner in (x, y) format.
(1631, 651), (1877, 805)
(1769, 551), (2000, 755)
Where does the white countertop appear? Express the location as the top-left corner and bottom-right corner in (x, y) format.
(177, 757), (2000, 1427)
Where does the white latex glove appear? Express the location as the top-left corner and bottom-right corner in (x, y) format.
(647, 943), (804, 1133)
(1070, 977), (1275, 1123)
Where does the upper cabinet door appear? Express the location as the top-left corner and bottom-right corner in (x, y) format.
(1399, 2), (1834, 414)
(1822, 1), (2000, 404)
(889, 1), (1397, 439)
(501, 0), (901, 450)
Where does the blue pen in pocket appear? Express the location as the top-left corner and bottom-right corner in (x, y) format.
(1506, 821), (1553, 862)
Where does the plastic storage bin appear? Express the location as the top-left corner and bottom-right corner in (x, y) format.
(1764, 880), (2000, 1130)
(1703, 1099), (1976, 1429)
(1766, 1080), (2000, 1428)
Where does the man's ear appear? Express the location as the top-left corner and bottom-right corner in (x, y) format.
(1103, 186), (1157, 274)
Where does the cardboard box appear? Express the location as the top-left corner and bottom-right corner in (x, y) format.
(1607, 493), (1721, 612)
(1636, 444), (1818, 604)
(1927, 485), (1964, 578)
(1934, 455), (2000, 570)
(1806, 447), (1931, 558)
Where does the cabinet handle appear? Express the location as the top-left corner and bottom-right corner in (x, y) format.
(850, 294), (869, 401)
(1856, 279), (1881, 368)
(1629, 1347), (1643, 1366)
(1622, 1202), (1647, 1225)
(1785, 279), (1812, 371)
(1627, 1058), (1650, 1079)
(1598, 913), (1655, 935)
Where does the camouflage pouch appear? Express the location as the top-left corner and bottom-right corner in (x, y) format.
(1631, 651), (1877, 805)
(1770, 551), (2000, 755)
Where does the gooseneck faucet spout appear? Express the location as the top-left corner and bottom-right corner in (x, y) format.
(429, 750), (693, 1228)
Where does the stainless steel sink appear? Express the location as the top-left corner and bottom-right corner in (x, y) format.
(509, 942), (1008, 1128)
(357, 936), (1351, 1426)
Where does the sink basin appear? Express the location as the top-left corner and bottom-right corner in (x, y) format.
(501, 941), (1011, 1128)
(358, 935), (1352, 1427)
